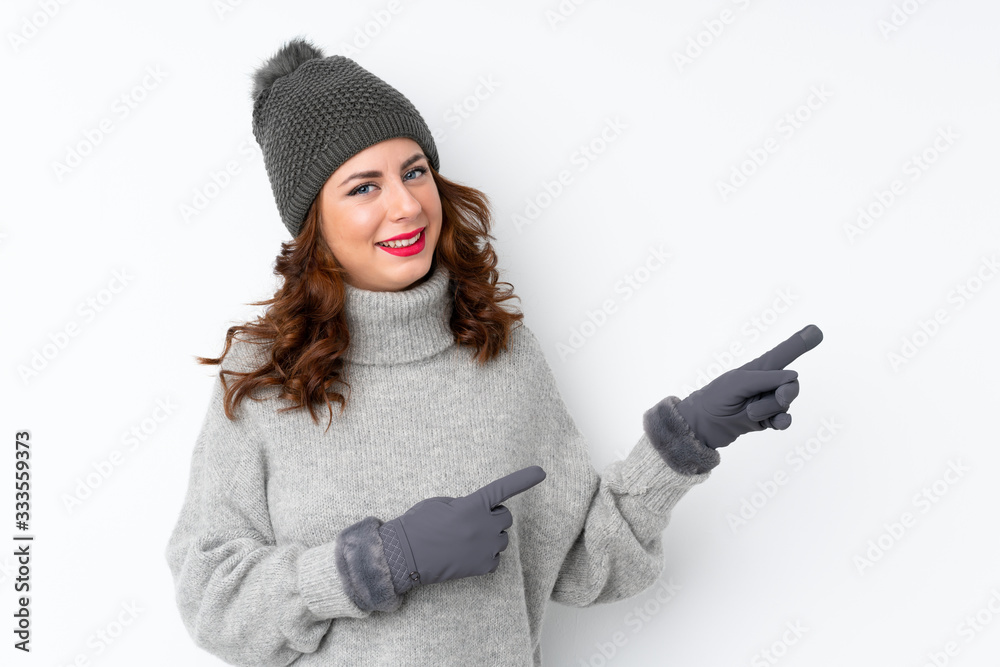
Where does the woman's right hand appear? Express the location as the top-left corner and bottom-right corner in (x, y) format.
(379, 466), (546, 592)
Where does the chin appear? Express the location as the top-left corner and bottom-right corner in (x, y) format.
(401, 262), (434, 289)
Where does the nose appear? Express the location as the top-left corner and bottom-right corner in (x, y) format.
(385, 176), (422, 219)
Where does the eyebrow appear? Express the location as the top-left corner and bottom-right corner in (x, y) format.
(338, 153), (427, 188)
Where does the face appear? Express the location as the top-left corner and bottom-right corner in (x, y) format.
(318, 137), (442, 292)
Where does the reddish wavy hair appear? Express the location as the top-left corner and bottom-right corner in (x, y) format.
(195, 166), (524, 431)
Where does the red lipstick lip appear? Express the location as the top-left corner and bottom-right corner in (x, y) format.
(377, 226), (425, 243)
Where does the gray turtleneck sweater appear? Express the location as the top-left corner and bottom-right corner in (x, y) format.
(165, 264), (720, 666)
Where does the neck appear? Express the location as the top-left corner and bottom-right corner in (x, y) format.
(342, 265), (455, 365)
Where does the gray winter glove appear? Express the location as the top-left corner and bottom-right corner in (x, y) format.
(379, 465), (547, 594)
(675, 324), (823, 449)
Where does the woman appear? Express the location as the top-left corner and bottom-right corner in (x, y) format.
(165, 37), (823, 666)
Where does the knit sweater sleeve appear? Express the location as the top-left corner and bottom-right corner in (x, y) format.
(165, 347), (398, 666)
(518, 328), (719, 607)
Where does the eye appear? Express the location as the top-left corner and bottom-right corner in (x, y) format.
(405, 166), (427, 180)
(347, 166), (427, 197)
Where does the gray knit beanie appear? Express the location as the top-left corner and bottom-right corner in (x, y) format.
(250, 36), (441, 238)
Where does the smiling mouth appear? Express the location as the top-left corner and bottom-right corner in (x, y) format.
(375, 228), (424, 248)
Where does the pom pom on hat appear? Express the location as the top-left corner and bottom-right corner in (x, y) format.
(250, 36), (325, 102)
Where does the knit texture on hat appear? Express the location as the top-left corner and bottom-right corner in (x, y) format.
(250, 37), (440, 238)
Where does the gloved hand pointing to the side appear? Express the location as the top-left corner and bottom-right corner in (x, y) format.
(675, 324), (823, 449)
(379, 465), (547, 594)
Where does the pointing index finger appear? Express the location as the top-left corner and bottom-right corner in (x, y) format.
(473, 466), (547, 510)
(739, 324), (823, 371)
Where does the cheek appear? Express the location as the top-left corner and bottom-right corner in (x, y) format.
(421, 193), (443, 227)
(325, 207), (378, 247)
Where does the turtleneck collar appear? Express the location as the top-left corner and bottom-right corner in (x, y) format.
(342, 264), (455, 365)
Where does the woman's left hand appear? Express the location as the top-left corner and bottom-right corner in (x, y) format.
(675, 324), (823, 449)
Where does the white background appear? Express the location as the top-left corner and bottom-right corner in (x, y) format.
(3, 0), (999, 665)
